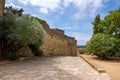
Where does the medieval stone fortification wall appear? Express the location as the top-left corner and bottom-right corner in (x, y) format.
(40, 20), (77, 56)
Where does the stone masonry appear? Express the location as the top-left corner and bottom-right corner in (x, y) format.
(40, 20), (77, 56)
(0, 0), (5, 17)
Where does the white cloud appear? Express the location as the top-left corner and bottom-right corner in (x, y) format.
(59, 24), (79, 30)
(63, 0), (107, 19)
(8, 0), (107, 17)
(18, 0), (61, 14)
(18, 0), (107, 17)
(40, 8), (48, 14)
(5, 0), (21, 9)
(18, 0), (28, 5)
(59, 26), (77, 30)
(73, 12), (86, 20)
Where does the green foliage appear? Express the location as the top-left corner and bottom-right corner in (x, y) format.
(29, 45), (43, 56)
(92, 8), (120, 37)
(87, 33), (119, 58)
(0, 13), (17, 58)
(103, 8), (120, 38)
(93, 14), (101, 34)
(87, 8), (120, 59)
(35, 17), (45, 24)
(7, 15), (45, 47)
(8, 52), (17, 60)
(0, 6), (46, 59)
(0, 13), (15, 41)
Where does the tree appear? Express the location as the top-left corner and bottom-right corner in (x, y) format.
(87, 8), (120, 59)
(92, 14), (101, 34)
(104, 8), (120, 38)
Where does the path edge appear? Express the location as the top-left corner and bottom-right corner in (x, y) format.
(78, 54), (111, 80)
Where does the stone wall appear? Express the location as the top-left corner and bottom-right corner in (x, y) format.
(16, 46), (34, 57)
(0, 0), (5, 17)
(40, 20), (77, 56)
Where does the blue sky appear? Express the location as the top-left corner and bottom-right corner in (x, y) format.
(5, 0), (120, 45)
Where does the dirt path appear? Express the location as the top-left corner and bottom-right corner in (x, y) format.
(81, 54), (120, 80)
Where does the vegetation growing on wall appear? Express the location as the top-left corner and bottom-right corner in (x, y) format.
(0, 6), (45, 59)
(87, 8), (120, 59)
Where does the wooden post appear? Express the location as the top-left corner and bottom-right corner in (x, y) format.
(0, 0), (5, 18)
(0, 0), (5, 59)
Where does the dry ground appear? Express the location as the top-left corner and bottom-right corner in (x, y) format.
(81, 54), (120, 80)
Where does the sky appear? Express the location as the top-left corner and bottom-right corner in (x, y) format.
(5, 0), (120, 45)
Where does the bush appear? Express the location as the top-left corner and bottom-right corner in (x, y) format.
(29, 45), (43, 56)
(0, 8), (46, 59)
(79, 48), (87, 54)
(8, 52), (17, 60)
(86, 33), (119, 59)
(7, 15), (45, 46)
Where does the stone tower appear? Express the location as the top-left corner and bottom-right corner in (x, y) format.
(0, 0), (5, 17)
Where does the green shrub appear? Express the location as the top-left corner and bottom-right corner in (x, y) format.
(8, 52), (17, 60)
(1, 11), (45, 57)
(0, 7), (46, 59)
(29, 45), (43, 56)
(7, 15), (45, 46)
(87, 33), (119, 59)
